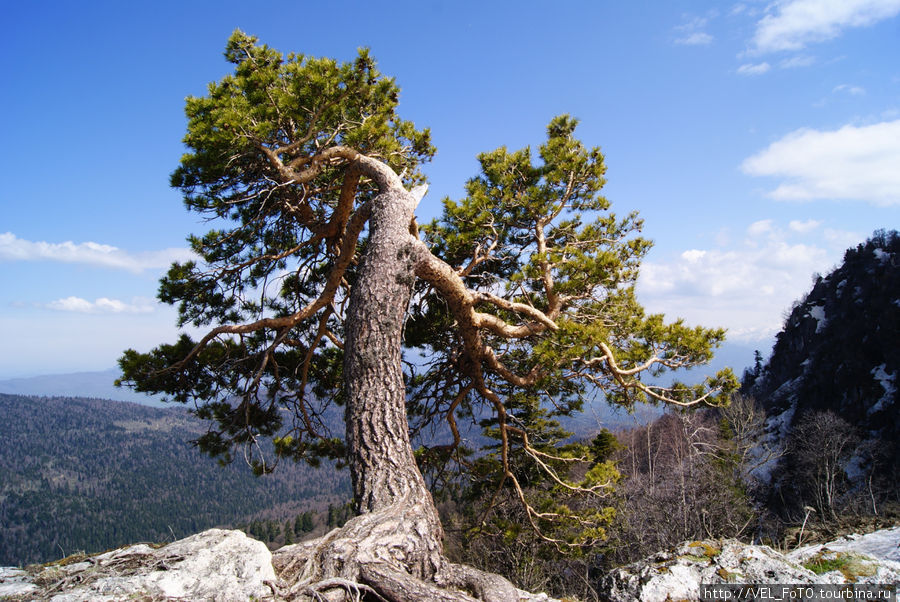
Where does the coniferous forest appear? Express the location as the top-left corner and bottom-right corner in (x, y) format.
(0, 394), (350, 566)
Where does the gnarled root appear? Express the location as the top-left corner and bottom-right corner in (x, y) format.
(271, 499), (539, 601)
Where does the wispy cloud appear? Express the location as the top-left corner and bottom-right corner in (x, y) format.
(741, 119), (900, 206)
(789, 219), (822, 233)
(637, 222), (859, 342)
(779, 55), (816, 68)
(676, 32), (714, 45)
(752, 0), (900, 53)
(0, 232), (194, 273)
(45, 296), (157, 314)
(674, 15), (715, 46)
(737, 62), (771, 75)
(832, 83), (866, 95)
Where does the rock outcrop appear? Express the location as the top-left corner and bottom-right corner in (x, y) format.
(0, 529), (276, 601)
(4, 526), (897, 601)
(600, 527), (900, 602)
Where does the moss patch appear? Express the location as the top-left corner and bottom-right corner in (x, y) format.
(678, 554), (713, 564)
(688, 541), (721, 558)
(803, 550), (877, 582)
(716, 567), (743, 582)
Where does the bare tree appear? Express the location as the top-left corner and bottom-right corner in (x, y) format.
(786, 410), (858, 522)
(605, 411), (756, 566)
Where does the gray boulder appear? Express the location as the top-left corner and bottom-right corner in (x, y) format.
(1, 529), (275, 601)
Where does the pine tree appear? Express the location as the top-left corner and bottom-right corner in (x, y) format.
(118, 31), (736, 600)
(284, 520), (294, 545)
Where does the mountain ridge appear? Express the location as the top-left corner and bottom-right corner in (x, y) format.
(0, 368), (165, 407)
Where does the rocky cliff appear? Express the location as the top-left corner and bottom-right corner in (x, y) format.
(740, 230), (899, 519)
(744, 230), (899, 465)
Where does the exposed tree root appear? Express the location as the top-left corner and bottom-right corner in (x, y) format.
(271, 501), (545, 602)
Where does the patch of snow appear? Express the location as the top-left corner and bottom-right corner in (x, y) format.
(808, 304), (826, 333)
(766, 405), (796, 440)
(868, 364), (896, 415)
(771, 376), (802, 404)
(787, 527), (900, 585)
(789, 527), (900, 564)
(751, 406), (796, 483)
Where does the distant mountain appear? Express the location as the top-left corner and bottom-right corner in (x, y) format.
(0, 368), (165, 406)
(0, 394), (351, 567)
(0, 336), (755, 432)
(742, 230), (899, 512)
(745, 231), (898, 446)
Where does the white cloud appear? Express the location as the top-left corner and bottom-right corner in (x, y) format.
(0, 232), (194, 273)
(747, 219), (775, 237)
(737, 62), (771, 75)
(824, 227), (865, 249)
(674, 14), (716, 46)
(681, 249), (707, 263)
(832, 83), (866, 95)
(676, 32), (714, 45)
(46, 296), (157, 314)
(789, 219), (822, 233)
(753, 0), (900, 53)
(637, 222), (841, 342)
(779, 55), (816, 68)
(741, 120), (900, 205)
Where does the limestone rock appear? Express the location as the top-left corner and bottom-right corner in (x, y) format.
(7, 529), (275, 601)
(599, 528), (900, 602)
(601, 539), (815, 602)
(786, 526), (900, 585)
(4, 528), (559, 601)
(0, 567), (38, 598)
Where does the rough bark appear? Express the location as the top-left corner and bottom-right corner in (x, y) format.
(271, 181), (524, 601)
(344, 187), (435, 518)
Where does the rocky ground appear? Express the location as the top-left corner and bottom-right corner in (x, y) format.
(602, 526), (900, 602)
(1, 527), (897, 601)
(0, 530), (274, 601)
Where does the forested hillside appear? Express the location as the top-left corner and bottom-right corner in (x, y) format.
(0, 394), (350, 566)
(745, 229), (898, 441)
(743, 229), (899, 526)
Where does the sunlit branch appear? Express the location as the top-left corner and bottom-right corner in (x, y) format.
(471, 291), (558, 331)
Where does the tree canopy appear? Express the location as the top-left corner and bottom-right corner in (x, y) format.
(119, 30), (737, 600)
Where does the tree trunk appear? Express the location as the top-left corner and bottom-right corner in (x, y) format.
(343, 185), (444, 576)
(272, 183), (525, 601)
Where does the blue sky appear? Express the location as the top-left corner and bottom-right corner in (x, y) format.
(1, 0), (898, 378)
